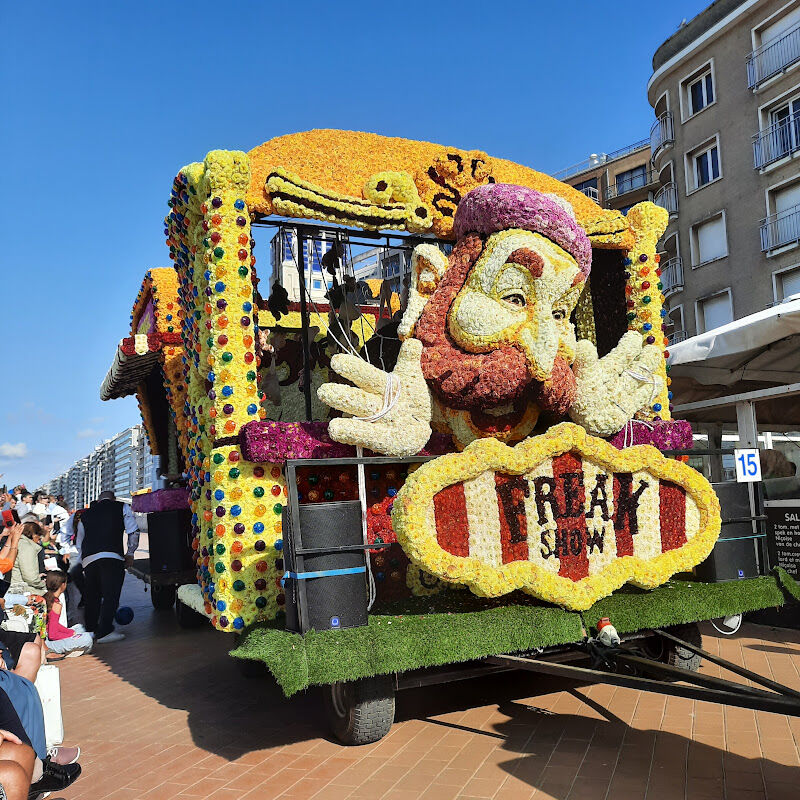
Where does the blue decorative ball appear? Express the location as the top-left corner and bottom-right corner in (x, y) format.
(115, 606), (134, 626)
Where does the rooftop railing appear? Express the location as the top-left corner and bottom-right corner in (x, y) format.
(552, 139), (650, 181)
(747, 22), (800, 89)
(753, 115), (800, 168)
(760, 202), (800, 251)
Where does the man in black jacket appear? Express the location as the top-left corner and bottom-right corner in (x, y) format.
(75, 491), (139, 644)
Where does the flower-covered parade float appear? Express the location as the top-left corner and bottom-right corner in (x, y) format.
(102, 130), (800, 744)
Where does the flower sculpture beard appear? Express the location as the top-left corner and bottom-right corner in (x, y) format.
(415, 232), (579, 448)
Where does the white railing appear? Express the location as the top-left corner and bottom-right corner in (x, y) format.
(579, 186), (600, 201)
(668, 329), (688, 345)
(760, 202), (800, 250)
(747, 22), (800, 89)
(605, 169), (657, 201)
(552, 139), (650, 181)
(660, 256), (684, 298)
(650, 112), (674, 160)
(753, 115), (800, 167)
(654, 182), (678, 215)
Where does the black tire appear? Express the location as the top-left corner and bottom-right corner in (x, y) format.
(662, 623), (703, 675)
(151, 583), (177, 610)
(324, 675), (395, 745)
(175, 598), (206, 629)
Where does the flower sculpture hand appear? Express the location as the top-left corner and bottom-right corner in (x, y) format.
(317, 338), (432, 457)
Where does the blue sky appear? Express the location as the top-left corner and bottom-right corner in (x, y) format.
(0, 0), (710, 490)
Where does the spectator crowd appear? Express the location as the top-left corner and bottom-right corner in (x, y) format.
(0, 484), (141, 798)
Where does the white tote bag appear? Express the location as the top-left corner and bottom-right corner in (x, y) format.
(34, 665), (64, 748)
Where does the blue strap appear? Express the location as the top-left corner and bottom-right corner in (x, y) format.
(281, 567), (366, 585)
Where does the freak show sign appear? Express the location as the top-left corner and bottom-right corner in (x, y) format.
(391, 424), (721, 610)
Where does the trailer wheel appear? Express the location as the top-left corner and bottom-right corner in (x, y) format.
(175, 599), (206, 629)
(662, 623), (702, 676)
(324, 675), (395, 745)
(151, 583), (177, 610)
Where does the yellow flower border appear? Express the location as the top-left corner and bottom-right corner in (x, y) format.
(392, 423), (720, 611)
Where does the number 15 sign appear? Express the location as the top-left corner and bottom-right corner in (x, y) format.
(735, 449), (762, 483)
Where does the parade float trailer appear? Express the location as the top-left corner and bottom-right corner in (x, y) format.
(101, 131), (800, 744)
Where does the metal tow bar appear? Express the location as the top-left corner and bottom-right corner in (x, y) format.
(486, 629), (800, 717)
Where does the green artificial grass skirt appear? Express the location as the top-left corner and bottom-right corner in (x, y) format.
(230, 568), (800, 697)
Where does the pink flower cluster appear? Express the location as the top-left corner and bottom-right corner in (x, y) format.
(608, 419), (692, 452)
(452, 183), (592, 277)
(131, 487), (191, 513)
(240, 420), (454, 463)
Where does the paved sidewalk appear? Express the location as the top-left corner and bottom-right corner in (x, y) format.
(55, 575), (800, 800)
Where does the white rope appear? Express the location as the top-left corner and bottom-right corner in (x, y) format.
(353, 374), (401, 423)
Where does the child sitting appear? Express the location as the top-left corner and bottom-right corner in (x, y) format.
(43, 572), (92, 658)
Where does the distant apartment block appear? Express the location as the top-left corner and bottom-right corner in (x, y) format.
(42, 424), (156, 508)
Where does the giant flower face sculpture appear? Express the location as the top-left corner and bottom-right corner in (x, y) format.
(318, 183), (664, 456)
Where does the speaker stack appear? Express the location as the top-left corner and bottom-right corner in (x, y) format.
(282, 500), (369, 634)
(147, 508), (195, 575)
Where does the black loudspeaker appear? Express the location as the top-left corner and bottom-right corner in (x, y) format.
(283, 500), (368, 633)
(695, 482), (761, 582)
(148, 509), (194, 575)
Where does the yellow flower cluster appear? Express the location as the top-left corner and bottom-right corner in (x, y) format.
(195, 444), (286, 629)
(245, 129), (629, 241)
(266, 167), (431, 233)
(624, 203), (671, 421)
(392, 423), (720, 611)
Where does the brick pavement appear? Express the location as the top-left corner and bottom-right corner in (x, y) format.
(53, 574), (800, 799)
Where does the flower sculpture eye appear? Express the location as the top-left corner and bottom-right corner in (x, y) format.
(502, 292), (526, 308)
(552, 309), (566, 320)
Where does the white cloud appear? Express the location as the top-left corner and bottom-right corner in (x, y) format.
(0, 443), (28, 459)
(76, 428), (101, 440)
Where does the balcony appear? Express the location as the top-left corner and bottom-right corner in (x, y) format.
(747, 22), (800, 89)
(667, 329), (688, 345)
(650, 112), (674, 162)
(654, 182), (678, 215)
(604, 169), (658, 202)
(553, 139), (650, 182)
(660, 256), (684, 298)
(760, 203), (800, 251)
(753, 116), (800, 168)
(579, 186), (600, 202)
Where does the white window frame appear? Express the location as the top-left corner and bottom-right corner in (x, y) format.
(685, 134), (722, 194)
(695, 289), (734, 334)
(771, 261), (800, 301)
(679, 59), (716, 122)
(689, 210), (728, 268)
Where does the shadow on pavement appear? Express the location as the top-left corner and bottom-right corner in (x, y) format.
(86, 574), (325, 759)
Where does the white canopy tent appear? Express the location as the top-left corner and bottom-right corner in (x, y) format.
(667, 296), (800, 438)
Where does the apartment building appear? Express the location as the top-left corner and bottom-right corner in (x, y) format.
(42, 424), (156, 507)
(269, 227), (333, 302)
(648, 0), (800, 343)
(554, 140), (659, 214)
(351, 246), (410, 297)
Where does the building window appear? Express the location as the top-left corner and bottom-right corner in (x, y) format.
(774, 265), (800, 301)
(690, 213), (727, 266)
(687, 139), (721, 191)
(573, 177), (597, 193)
(282, 230), (294, 262)
(680, 62), (715, 120)
(615, 165), (648, 195)
(312, 279), (323, 290)
(749, 6), (800, 87)
(697, 291), (733, 333)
